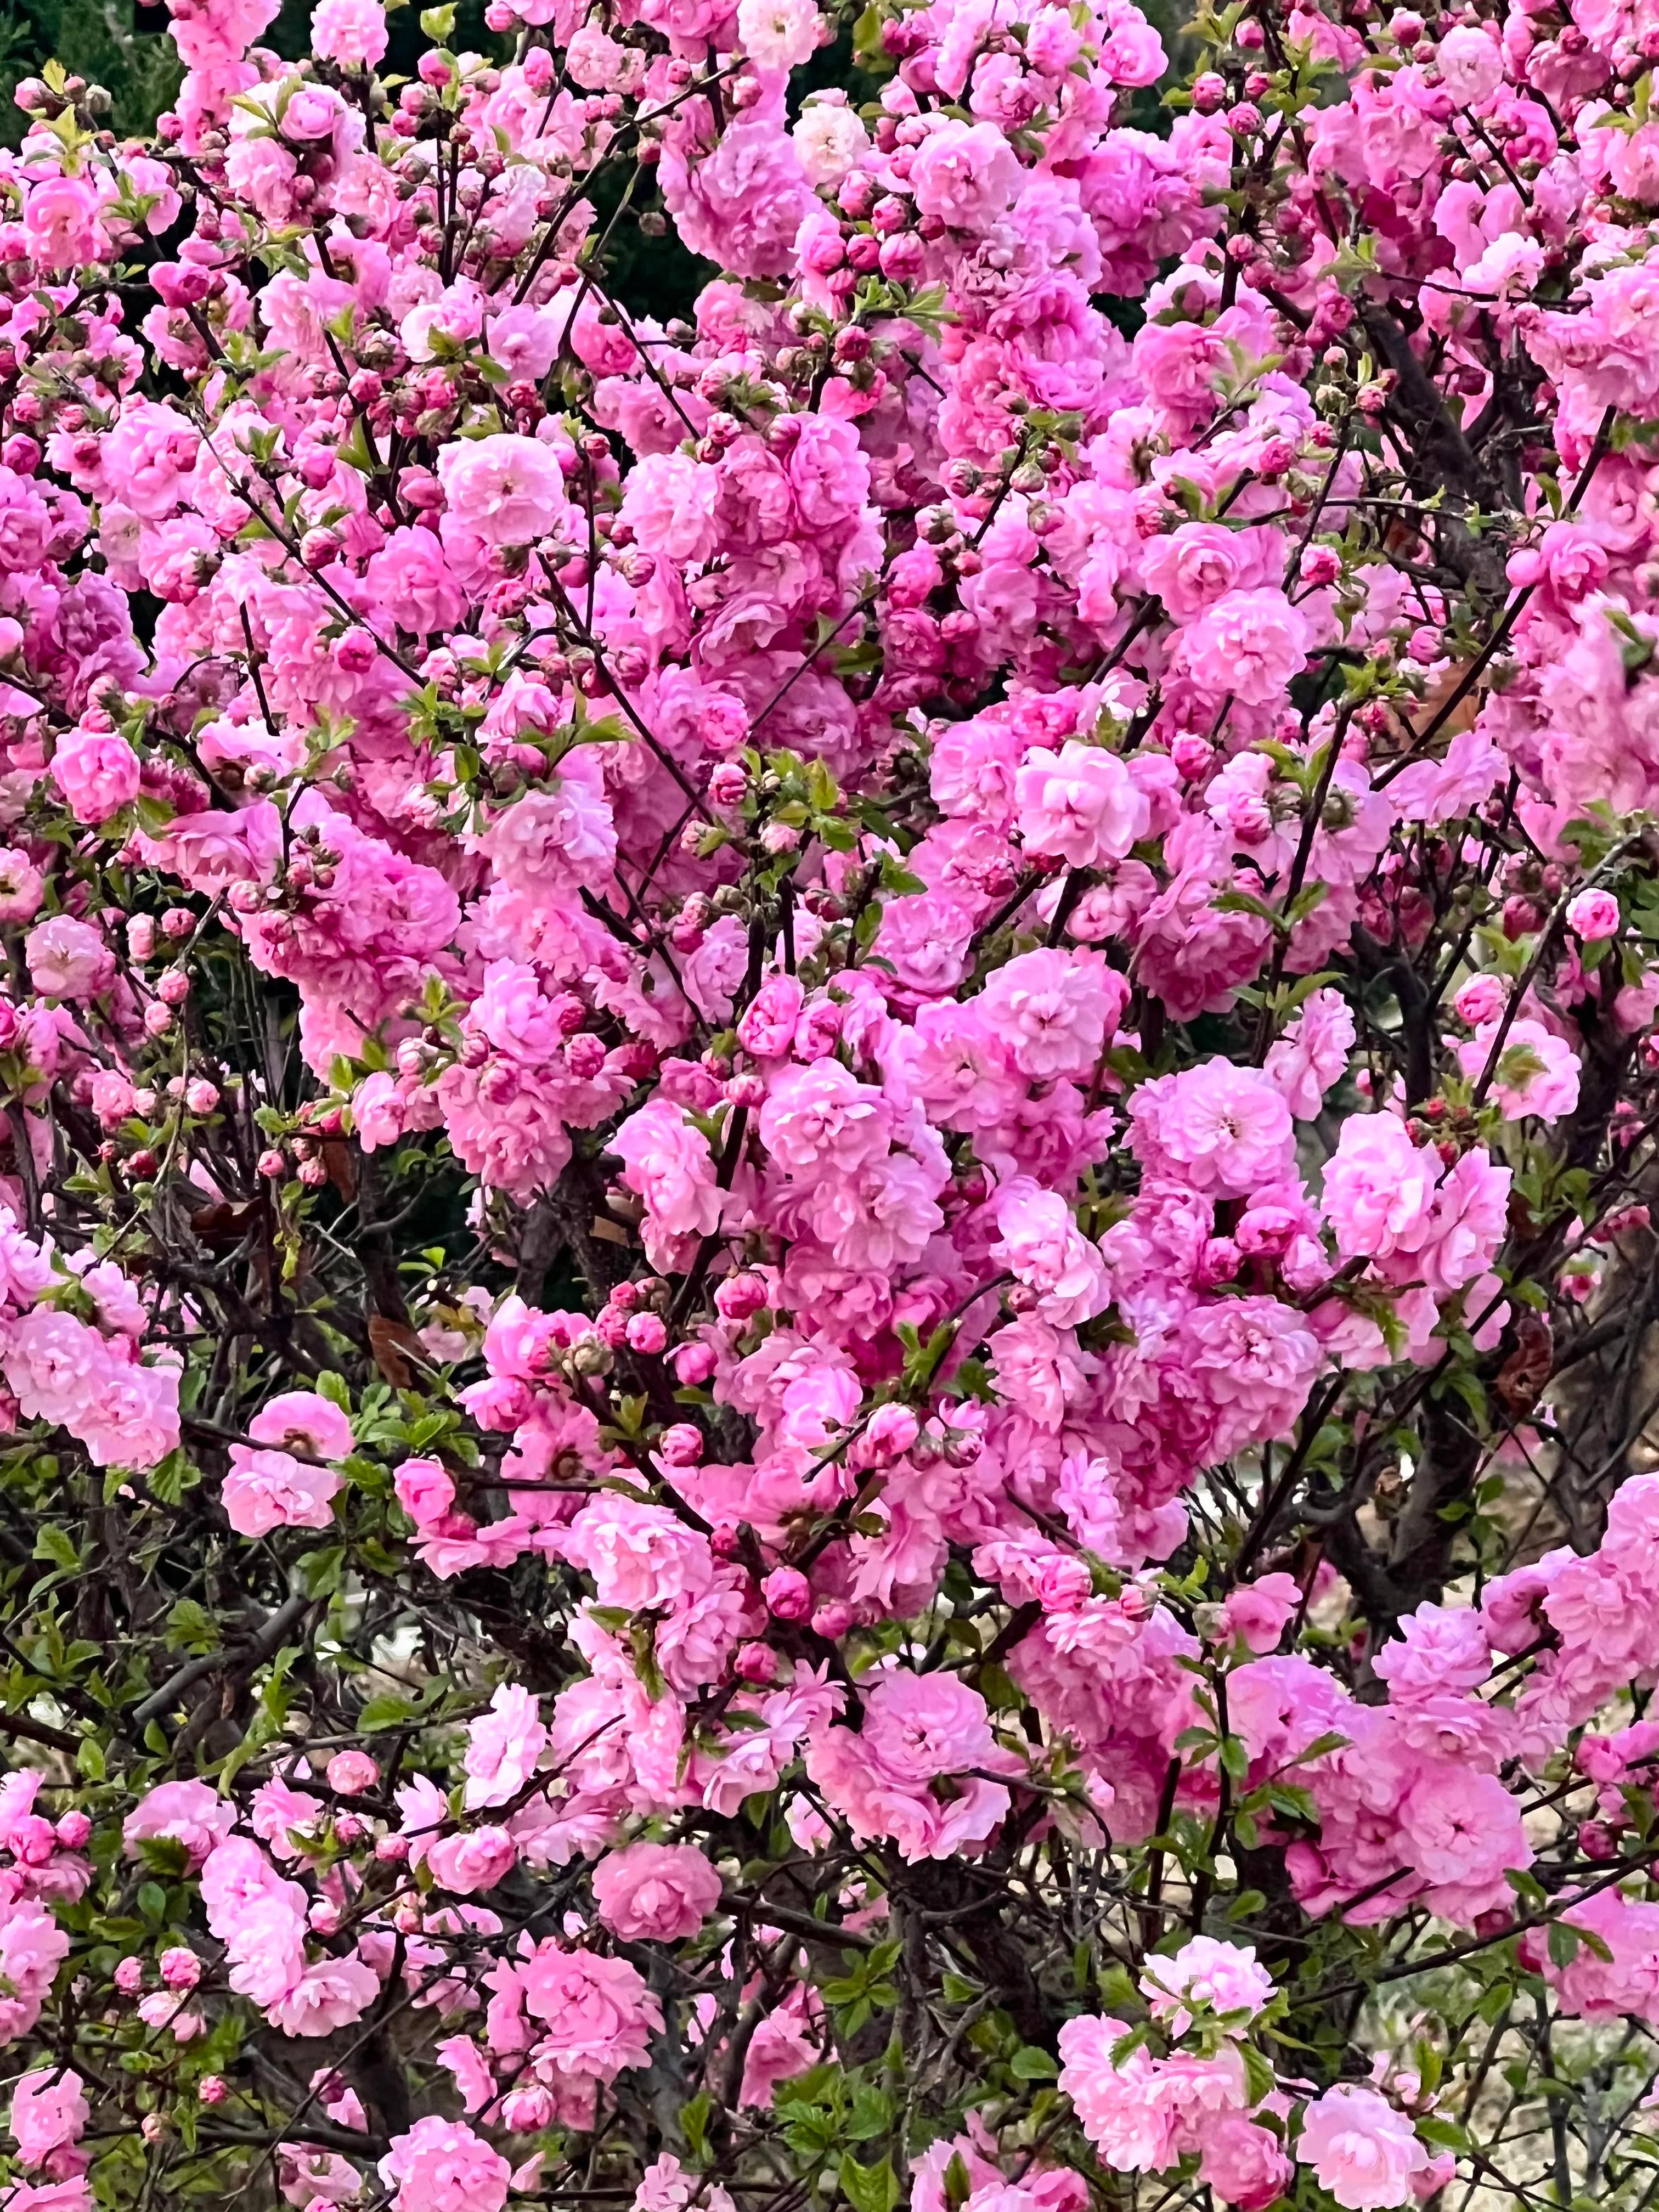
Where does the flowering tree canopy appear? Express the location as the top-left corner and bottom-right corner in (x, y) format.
(6, 0), (1659, 2202)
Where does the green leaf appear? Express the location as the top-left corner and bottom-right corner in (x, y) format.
(839, 2154), (900, 2212)
(357, 1692), (416, 1732)
(32, 1525), (80, 1571)
(680, 2090), (714, 2165)
(1010, 2046), (1059, 2080)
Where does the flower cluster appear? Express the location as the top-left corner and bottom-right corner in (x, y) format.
(0, 0), (1657, 2203)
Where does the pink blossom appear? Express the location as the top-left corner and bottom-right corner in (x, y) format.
(222, 1446), (342, 1537)
(26, 918), (114, 1002)
(1218, 1573), (1302, 1654)
(50, 730), (140, 825)
(911, 120), (1021, 230)
(992, 1178), (1111, 1326)
(437, 435), (569, 545)
(1015, 742), (1151, 867)
(518, 1944), (664, 2079)
(380, 2119), (511, 2212)
(1174, 589), (1311, 704)
(464, 1684), (547, 1808)
(123, 1781), (236, 1870)
(1297, 2086), (1430, 2210)
(1129, 1060), (1297, 1198)
(8, 2073), (88, 2168)
(1458, 1018), (1582, 1122)
(1200, 2117), (1295, 2210)
(592, 1842), (725, 1940)
(1142, 1937), (1274, 2037)
(1265, 989), (1356, 1119)
(311, 0), (387, 61)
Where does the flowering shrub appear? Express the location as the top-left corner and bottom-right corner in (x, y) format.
(4, 0), (1659, 2200)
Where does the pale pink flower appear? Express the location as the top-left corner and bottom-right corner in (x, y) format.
(464, 1684), (547, 1809)
(1299, 2087), (1430, 2210)
(437, 435), (569, 545)
(592, 1842), (725, 1941)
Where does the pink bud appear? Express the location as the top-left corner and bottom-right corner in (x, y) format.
(659, 1423), (703, 1468)
(1567, 887), (1620, 941)
(257, 1149), (287, 1180)
(160, 1947), (201, 1990)
(625, 1312), (667, 1355)
(714, 1272), (768, 1322)
(673, 1341), (717, 1387)
(198, 2078), (228, 2106)
(735, 1640), (778, 1683)
(326, 1750), (380, 1795)
(763, 1567), (812, 1621)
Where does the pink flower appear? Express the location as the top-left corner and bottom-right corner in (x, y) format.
(620, 453), (719, 565)
(0, 2180), (92, 2212)
(1200, 2117), (1295, 2210)
(1015, 742), (1151, 867)
(310, 0), (387, 62)
(8, 2072), (87, 2167)
(737, 0), (822, 69)
(437, 434), (569, 545)
(266, 1954), (381, 2036)
(222, 1447), (342, 1537)
(379, 2118), (511, 2212)
(1322, 1115), (1437, 1261)
(1567, 887), (1620, 940)
(1175, 588), (1310, 704)
(123, 1781), (236, 1870)
(23, 176), (100, 269)
(1182, 1297), (1322, 1458)
(1265, 989), (1356, 1119)
(50, 730), (140, 825)
(992, 1177), (1111, 1326)
(424, 1827), (518, 1895)
(0, 852), (43, 923)
(1058, 2016), (1180, 2172)
(759, 1062), (891, 1181)
(560, 1497), (714, 1611)
(1141, 1937), (1274, 2038)
(464, 1683), (546, 1809)
(1435, 22), (1503, 101)
(1458, 1018), (1582, 1122)
(249, 1390), (354, 1459)
(737, 975), (805, 1060)
(979, 950), (1128, 1082)
(613, 1102), (726, 1238)
(805, 1670), (1014, 1860)
(394, 1456), (454, 1526)
(1142, 523), (1280, 620)
(1298, 2087), (1430, 2210)
(592, 1842), (724, 1940)
(518, 1944), (664, 2079)
(1217, 1573), (1302, 1655)
(26, 917), (114, 1002)
(910, 120), (1021, 231)
(1372, 1601), (1491, 1703)
(1129, 1060), (1297, 1198)
(326, 1751), (379, 1795)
